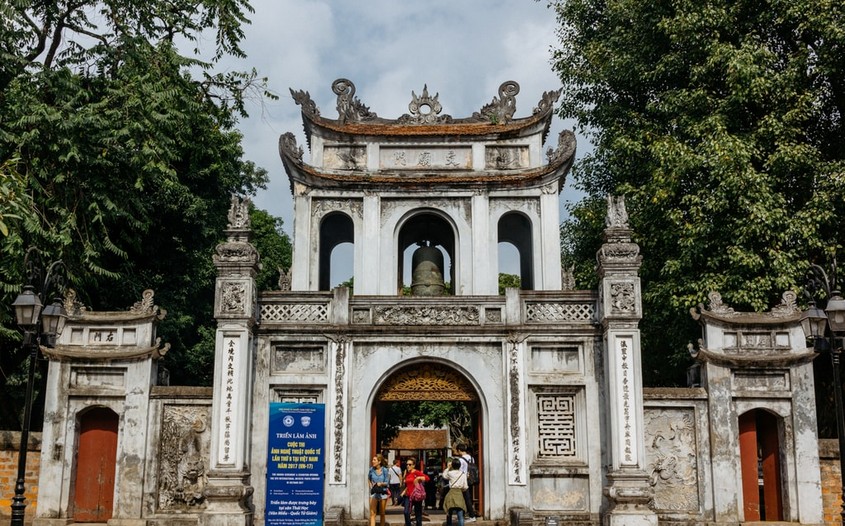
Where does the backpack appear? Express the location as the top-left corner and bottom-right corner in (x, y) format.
(409, 481), (426, 503)
(466, 458), (479, 486)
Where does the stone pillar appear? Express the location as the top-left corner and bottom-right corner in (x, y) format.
(596, 196), (657, 526)
(358, 193), (380, 294)
(471, 193), (493, 295)
(290, 191), (311, 291)
(203, 196), (259, 526)
(539, 184), (562, 290)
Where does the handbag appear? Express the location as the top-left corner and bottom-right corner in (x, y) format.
(409, 481), (426, 503)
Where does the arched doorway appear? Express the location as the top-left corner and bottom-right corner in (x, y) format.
(739, 408), (783, 521)
(371, 362), (483, 513)
(73, 406), (119, 522)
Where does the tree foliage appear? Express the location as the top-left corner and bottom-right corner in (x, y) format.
(0, 0), (284, 428)
(550, 0), (845, 384)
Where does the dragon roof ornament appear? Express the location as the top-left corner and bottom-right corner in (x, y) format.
(288, 79), (561, 126)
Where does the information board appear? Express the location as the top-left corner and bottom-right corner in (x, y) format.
(266, 403), (325, 526)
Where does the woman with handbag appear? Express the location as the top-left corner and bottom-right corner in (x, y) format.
(368, 454), (390, 526)
(441, 458), (468, 526)
(402, 457), (429, 526)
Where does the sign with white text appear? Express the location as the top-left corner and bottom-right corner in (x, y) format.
(266, 403), (325, 526)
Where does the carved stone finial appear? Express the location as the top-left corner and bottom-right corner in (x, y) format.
(332, 78), (378, 124)
(131, 289), (156, 314)
(278, 267), (292, 291)
(533, 88), (562, 115)
(227, 195), (250, 230)
(770, 290), (799, 317)
(606, 195), (629, 228)
(398, 85), (454, 125)
(706, 291), (736, 316)
(278, 132), (304, 165)
(546, 129), (577, 165)
(472, 81), (520, 124)
(62, 288), (87, 316)
(289, 88), (320, 117)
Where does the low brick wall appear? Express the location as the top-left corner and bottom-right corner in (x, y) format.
(821, 439), (843, 525)
(0, 431), (41, 524)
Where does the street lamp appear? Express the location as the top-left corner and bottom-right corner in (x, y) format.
(801, 262), (845, 524)
(9, 247), (67, 526)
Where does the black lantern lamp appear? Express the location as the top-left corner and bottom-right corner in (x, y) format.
(802, 263), (845, 524)
(8, 249), (67, 526)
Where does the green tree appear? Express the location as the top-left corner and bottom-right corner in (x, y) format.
(0, 0), (278, 428)
(549, 0), (845, 384)
(498, 273), (521, 295)
(251, 206), (293, 292)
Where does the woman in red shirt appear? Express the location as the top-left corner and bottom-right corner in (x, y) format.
(402, 457), (429, 526)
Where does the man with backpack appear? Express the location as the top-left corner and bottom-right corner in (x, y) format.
(455, 443), (478, 521)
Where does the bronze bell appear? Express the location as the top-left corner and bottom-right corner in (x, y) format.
(410, 244), (445, 296)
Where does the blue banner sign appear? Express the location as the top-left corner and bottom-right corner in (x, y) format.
(266, 403), (325, 526)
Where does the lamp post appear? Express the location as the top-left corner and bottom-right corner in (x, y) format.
(9, 247), (67, 526)
(801, 262), (845, 524)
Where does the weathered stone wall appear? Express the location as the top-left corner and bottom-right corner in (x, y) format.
(820, 439), (843, 525)
(0, 431), (41, 524)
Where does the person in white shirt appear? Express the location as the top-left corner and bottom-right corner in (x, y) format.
(388, 458), (403, 505)
(441, 458), (468, 526)
(455, 443), (477, 521)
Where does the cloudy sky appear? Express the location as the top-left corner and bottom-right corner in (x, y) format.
(211, 0), (587, 232)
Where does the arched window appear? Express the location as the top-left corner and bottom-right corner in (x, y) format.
(739, 408), (783, 521)
(319, 212), (354, 291)
(497, 212), (533, 290)
(397, 212), (455, 295)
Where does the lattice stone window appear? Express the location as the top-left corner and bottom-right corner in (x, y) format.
(273, 389), (322, 404)
(532, 387), (586, 463)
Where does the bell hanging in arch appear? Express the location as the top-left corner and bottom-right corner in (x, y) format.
(410, 242), (445, 296)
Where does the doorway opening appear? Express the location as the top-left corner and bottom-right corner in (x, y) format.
(739, 408), (784, 521)
(370, 362), (483, 514)
(73, 406), (119, 523)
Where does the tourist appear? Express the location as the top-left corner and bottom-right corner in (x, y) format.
(389, 458), (403, 505)
(402, 457), (429, 526)
(368, 454), (390, 526)
(441, 457), (468, 526)
(424, 457), (440, 509)
(456, 444), (477, 521)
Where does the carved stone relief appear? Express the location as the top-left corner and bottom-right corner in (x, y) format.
(485, 146), (528, 170)
(643, 408), (700, 512)
(609, 282), (637, 315)
(157, 405), (211, 511)
(373, 306), (480, 325)
(333, 78), (378, 124)
(220, 282), (246, 314)
(491, 198), (539, 217)
(323, 145), (367, 171)
(311, 198), (363, 220)
(331, 337), (348, 483)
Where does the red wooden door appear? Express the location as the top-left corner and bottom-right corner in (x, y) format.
(74, 407), (118, 522)
(739, 412), (761, 521)
(739, 410), (783, 521)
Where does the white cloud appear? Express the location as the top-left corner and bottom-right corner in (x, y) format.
(223, 0), (587, 230)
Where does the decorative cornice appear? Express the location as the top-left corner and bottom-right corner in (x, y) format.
(688, 343), (816, 368)
(690, 290), (802, 325)
(42, 339), (170, 362)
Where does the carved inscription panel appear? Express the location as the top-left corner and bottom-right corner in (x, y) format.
(379, 146), (472, 170)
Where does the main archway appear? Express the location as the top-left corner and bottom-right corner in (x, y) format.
(371, 361), (483, 513)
